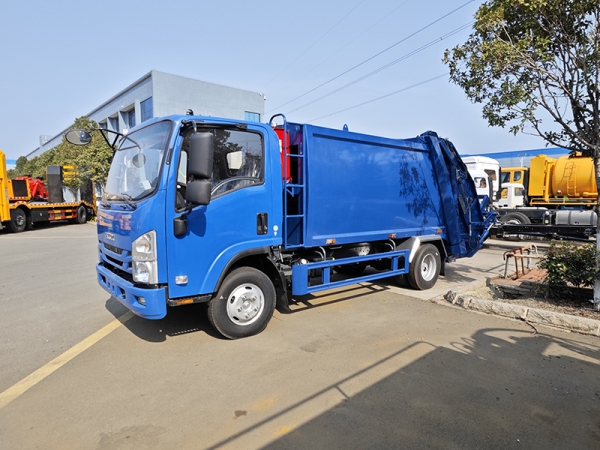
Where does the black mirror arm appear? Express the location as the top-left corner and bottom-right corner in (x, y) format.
(98, 129), (142, 152)
(182, 119), (200, 134)
(66, 128), (141, 152)
(181, 202), (194, 218)
(97, 129), (123, 150)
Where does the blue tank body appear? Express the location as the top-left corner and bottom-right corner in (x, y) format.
(280, 122), (491, 260)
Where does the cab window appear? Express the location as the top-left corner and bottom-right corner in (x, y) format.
(181, 127), (264, 199)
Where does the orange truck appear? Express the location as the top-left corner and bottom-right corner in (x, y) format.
(0, 150), (95, 232)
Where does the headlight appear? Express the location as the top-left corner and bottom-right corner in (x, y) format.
(132, 231), (158, 284)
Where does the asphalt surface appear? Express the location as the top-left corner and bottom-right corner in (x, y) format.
(1, 223), (599, 449)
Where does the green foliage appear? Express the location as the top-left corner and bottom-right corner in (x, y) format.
(538, 241), (599, 301)
(8, 117), (113, 189)
(52, 116), (113, 189)
(443, 0), (600, 157)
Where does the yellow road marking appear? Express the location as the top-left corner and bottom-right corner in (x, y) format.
(0, 312), (133, 410)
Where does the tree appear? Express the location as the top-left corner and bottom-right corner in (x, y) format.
(7, 117), (112, 192)
(443, 0), (600, 310)
(53, 116), (113, 190)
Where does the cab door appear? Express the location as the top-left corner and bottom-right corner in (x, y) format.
(166, 125), (280, 300)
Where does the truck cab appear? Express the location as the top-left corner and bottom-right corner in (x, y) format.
(495, 183), (526, 209)
(94, 117), (282, 320)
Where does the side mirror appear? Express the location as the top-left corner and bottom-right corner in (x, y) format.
(188, 132), (214, 179)
(186, 179), (211, 206)
(173, 215), (187, 237)
(65, 129), (92, 146)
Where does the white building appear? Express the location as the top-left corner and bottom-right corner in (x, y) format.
(28, 70), (265, 159)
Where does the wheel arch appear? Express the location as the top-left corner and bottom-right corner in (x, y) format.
(399, 236), (447, 276)
(13, 205), (30, 216)
(214, 247), (288, 313)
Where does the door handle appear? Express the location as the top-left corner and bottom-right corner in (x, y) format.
(257, 213), (268, 235)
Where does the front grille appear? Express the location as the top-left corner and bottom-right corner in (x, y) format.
(106, 254), (123, 267)
(99, 242), (132, 275)
(104, 243), (123, 254)
(100, 262), (134, 283)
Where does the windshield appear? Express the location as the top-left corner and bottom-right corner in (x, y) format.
(104, 121), (172, 201)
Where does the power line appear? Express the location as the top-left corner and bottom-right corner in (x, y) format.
(308, 73), (448, 122)
(267, 0), (475, 113)
(261, 0), (367, 89)
(287, 22), (473, 114)
(268, 0), (414, 100)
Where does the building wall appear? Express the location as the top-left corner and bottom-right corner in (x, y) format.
(462, 147), (570, 169)
(93, 74), (153, 133)
(152, 71), (264, 120)
(27, 70), (264, 159)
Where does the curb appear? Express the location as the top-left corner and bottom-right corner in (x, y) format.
(444, 291), (600, 337)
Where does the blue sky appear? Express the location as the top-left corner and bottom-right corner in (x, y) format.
(0, 0), (551, 161)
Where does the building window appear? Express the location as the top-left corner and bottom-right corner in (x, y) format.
(109, 116), (119, 132)
(99, 121), (107, 129)
(245, 111), (260, 122)
(141, 97), (153, 122)
(126, 109), (136, 128)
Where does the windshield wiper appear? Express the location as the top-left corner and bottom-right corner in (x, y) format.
(121, 194), (138, 210)
(104, 194), (138, 210)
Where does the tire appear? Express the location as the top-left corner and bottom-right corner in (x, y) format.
(75, 205), (87, 224)
(502, 212), (531, 224)
(408, 244), (441, 290)
(394, 273), (410, 288)
(208, 267), (276, 339)
(333, 262), (367, 276)
(501, 212), (531, 240)
(9, 208), (27, 233)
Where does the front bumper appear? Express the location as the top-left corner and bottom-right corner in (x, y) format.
(97, 263), (167, 319)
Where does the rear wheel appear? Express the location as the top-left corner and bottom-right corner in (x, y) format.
(208, 267), (276, 339)
(9, 208), (26, 233)
(394, 273), (410, 288)
(502, 212), (531, 224)
(408, 244), (441, 290)
(75, 205), (87, 224)
(501, 212), (531, 240)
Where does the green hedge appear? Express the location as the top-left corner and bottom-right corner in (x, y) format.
(538, 241), (599, 302)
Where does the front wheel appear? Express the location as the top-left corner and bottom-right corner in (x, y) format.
(208, 267), (276, 339)
(407, 244), (441, 290)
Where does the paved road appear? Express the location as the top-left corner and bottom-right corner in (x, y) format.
(1, 224), (598, 449)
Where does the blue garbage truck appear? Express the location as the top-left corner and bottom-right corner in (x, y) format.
(67, 114), (495, 339)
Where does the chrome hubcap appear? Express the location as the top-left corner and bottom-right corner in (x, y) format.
(226, 283), (264, 326)
(421, 254), (436, 281)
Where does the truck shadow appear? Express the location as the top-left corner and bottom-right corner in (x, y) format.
(104, 297), (223, 342)
(289, 282), (393, 312)
(207, 327), (600, 449)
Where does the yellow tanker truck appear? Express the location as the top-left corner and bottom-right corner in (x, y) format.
(494, 154), (598, 240)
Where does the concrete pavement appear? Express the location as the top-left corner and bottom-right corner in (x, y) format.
(1, 226), (599, 449)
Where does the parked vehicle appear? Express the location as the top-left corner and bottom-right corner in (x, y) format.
(67, 114), (495, 338)
(0, 150), (95, 232)
(462, 155), (501, 201)
(466, 153), (598, 240)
